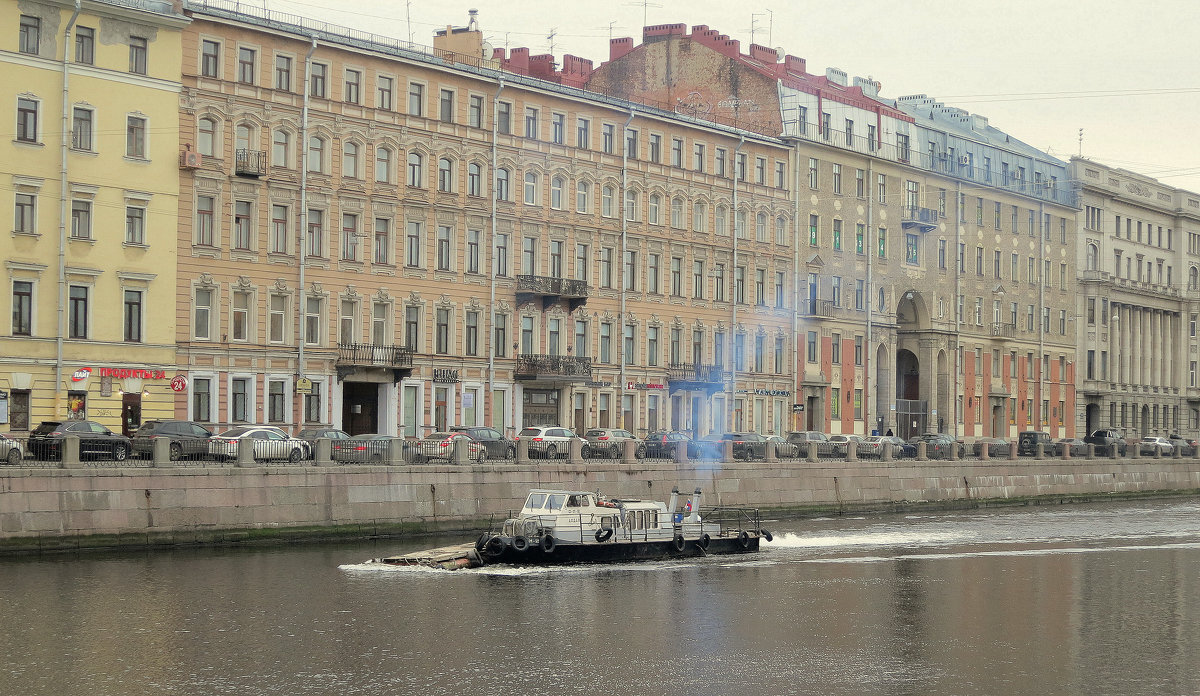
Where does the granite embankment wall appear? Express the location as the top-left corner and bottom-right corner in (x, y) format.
(3, 458), (1199, 551)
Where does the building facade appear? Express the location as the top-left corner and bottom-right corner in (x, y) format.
(174, 1), (796, 439)
(1073, 157), (1200, 438)
(1, 0), (186, 435)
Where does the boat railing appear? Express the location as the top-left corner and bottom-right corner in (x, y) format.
(704, 506), (762, 536)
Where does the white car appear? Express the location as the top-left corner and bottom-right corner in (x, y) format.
(1139, 436), (1174, 456)
(515, 426), (590, 459)
(209, 426), (310, 462)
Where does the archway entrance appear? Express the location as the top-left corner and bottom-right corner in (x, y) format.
(1085, 403), (1100, 435)
(896, 349), (923, 439)
(992, 403), (1004, 437)
(875, 344), (891, 435)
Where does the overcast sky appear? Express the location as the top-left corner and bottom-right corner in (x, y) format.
(264, 0), (1200, 191)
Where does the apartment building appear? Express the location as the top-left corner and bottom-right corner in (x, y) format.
(585, 23), (1079, 438)
(1, 0), (186, 434)
(174, 1), (795, 438)
(1073, 157), (1200, 437)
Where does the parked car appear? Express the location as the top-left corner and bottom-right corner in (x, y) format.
(1139, 436), (1174, 456)
(515, 426), (590, 459)
(1017, 431), (1053, 457)
(1, 433), (25, 465)
(583, 428), (646, 459)
(1084, 429), (1128, 456)
(29, 420), (132, 461)
(860, 435), (914, 458)
(416, 432), (486, 462)
(689, 435), (725, 460)
(643, 430), (693, 459)
(714, 432), (769, 460)
(208, 426), (309, 462)
(330, 434), (413, 463)
(972, 437), (1011, 458)
(829, 434), (865, 457)
(1054, 438), (1089, 457)
(786, 431), (833, 456)
(1167, 434), (1197, 456)
(909, 432), (966, 459)
(766, 435), (800, 458)
(131, 420), (214, 460)
(449, 425), (516, 459)
(297, 428), (350, 458)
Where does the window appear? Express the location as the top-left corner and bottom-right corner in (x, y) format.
(192, 378), (212, 422)
(373, 217), (390, 264)
(233, 201), (251, 250)
(493, 313), (507, 357)
(408, 82), (424, 116)
(232, 291), (250, 341)
(808, 158), (818, 188)
(16, 98), (38, 143)
(340, 68), (360, 103)
(525, 107), (539, 139)
(670, 257), (682, 296)
(304, 297), (322, 345)
(624, 324), (636, 365)
(694, 261), (705, 299)
(407, 151), (424, 187)
(602, 185), (615, 217)
(495, 234), (509, 276)
(230, 378), (249, 422)
(125, 206), (145, 245)
(600, 248), (614, 288)
(855, 168), (865, 198)
(194, 288), (212, 339)
(693, 201), (707, 233)
(405, 221), (422, 267)
(468, 94), (483, 127)
(305, 136), (325, 173)
(550, 112), (565, 144)
(832, 219), (842, 250)
(72, 107), (94, 151)
(670, 197), (684, 229)
(128, 36), (147, 75)
(466, 229), (481, 274)
(625, 128), (638, 158)
(497, 101), (511, 134)
(435, 309), (450, 354)
(238, 47), (256, 84)
(525, 171), (539, 205)
(68, 285), (88, 339)
(575, 117), (591, 148)
(671, 138), (683, 167)
(716, 148), (727, 177)
(496, 168), (510, 201)
(341, 213), (358, 261)
(714, 264), (726, 302)
(775, 271), (785, 308)
(438, 158), (453, 192)
(755, 157), (765, 185)
(855, 223), (865, 254)
(12, 280), (33, 336)
(195, 196), (214, 246)
(269, 295), (287, 343)
(18, 16), (40, 55)
(439, 88), (454, 122)
(806, 331), (817, 362)
(275, 54), (292, 91)
(735, 266), (745, 304)
(70, 200), (92, 240)
(602, 124), (615, 153)
(437, 225), (452, 271)
(832, 164), (842, 194)
(737, 153), (747, 181)
(462, 162), (481, 197)
(70, 25), (95, 67)
(310, 63), (327, 97)
(14, 194), (35, 235)
(576, 180), (590, 212)
(905, 233), (919, 265)
(775, 161), (786, 189)
(306, 209), (323, 256)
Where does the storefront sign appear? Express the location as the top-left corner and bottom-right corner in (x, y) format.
(737, 388), (792, 396)
(433, 368), (460, 383)
(585, 381), (613, 388)
(625, 381), (666, 390)
(170, 375), (188, 392)
(295, 377), (313, 395)
(71, 368), (92, 382)
(75, 366), (168, 380)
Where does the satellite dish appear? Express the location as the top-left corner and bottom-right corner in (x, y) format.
(482, 41), (494, 58)
(774, 47), (785, 61)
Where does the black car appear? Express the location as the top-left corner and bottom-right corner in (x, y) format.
(715, 432), (769, 460)
(29, 420), (132, 461)
(643, 431), (701, 459)
(1017, 431), (1053, 457)
(449, 426), (516, 459)
(297, 428), (350, 458)
(131, 420), (214, 460)
(908, 432), (966, 460)
(1167, 434), (1197, 457)
(1084, 429), (1128, 456)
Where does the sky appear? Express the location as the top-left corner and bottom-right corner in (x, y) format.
(260, 0), (1200, 192)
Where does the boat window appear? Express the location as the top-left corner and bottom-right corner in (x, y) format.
(649, 511), (658, 528)
(526, 493), (547, 510)
(580, 495), (592, 507)
(547, 494), (566, 511)
(600, 516), (613, 530)
(566, 495), (580, 507)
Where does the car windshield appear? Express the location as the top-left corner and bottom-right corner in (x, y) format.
(518, 428), (541, 436)
(349, 434), (383, 441)
(585, 430), (606, 436)
(218, 428), (253, 438)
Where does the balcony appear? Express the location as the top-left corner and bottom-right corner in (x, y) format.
(514, 354), (592, 383)
(802, 299), (835, 318)
(901, 206), (939, 232)
(235, 149), (267, 177)
(516, 275), (589, 311)
(989, 322), (1015, 339)
(667, 363), (729, 393)
(336, 342), (414, 380)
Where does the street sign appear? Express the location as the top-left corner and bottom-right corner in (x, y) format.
(296, 377), (313, 395)
(792, 403), (805, 413)
(170, 375), (188, 392)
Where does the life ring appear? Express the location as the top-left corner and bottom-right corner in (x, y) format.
(512, 535), (529, 552)
(594, 528), (614, 543)
(698, 533), (711, 549)
(484, 535), (507, 557)
(760, 529), (773, 543)
(738, 530), (750, 549)
(541, 534), (556, 553)
(672, 534), (685, 552)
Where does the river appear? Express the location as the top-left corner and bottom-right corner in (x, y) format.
(2, 497), (1198, 696)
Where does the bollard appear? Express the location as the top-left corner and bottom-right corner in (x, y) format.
(237, 437), (255, 466)
(386, 437), (407, 464)
(314, 437), (333, 466)
(916, 441), (928, 461)
(1173, 445), (1182, 460)
(980, 442), (990, 461)
(807, 442), (818, 463)
(569, 437), (584, 462)
(765, 441), (777, 462)
(1035, 442), (1045, 461)
(674, 440), (689, 463)
(882, 442), (893, 462)
(622, 439), (637, 465)
(948, 441), (958, 462)
(1154, 445), (1162, 460)
(1086, 443), (1095, 460)
(152, 437), (170, 467)
(61, 435), (82, 469)
(1061, 442), (1071, 461)
(1129, 442), (1139, 459)
(1111, 442), (1120, 460)
(846, 441), (858, 462)
(723, 440), (734, 462)
(454, 438), (469, 465)
(517, 437), (530, 465)
(1009, 441), (1018, 461)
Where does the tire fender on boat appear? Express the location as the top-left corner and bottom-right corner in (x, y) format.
(484, 535), (507, 557)
(698, 533), (711, 549)
(541, 534), (556, 553)
(475, 532), (490, 553)
(738, 530), (750, 549)
(672, 534), (685, 552)
(512, 535), (529, 552)
(594, 528), (614, 543)
(760, 529), (773, 543)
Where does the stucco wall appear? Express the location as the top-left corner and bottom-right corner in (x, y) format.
(3, 459), (1200, 547)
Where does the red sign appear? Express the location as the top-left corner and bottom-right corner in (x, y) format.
(71, 368), (91, 382)
(170, 375), (188, 392)
(78, 367), (168, 379)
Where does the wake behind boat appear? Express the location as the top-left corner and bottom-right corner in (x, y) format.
(374, 486), (771, 570)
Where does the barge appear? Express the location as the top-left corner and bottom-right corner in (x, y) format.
(375, 486), (771, 570)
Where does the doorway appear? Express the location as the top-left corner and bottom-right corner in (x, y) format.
(121, 393), (142, 438)
(342, 382), (379, 435)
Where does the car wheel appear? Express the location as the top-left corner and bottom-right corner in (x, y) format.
(635, 445), (646, 460)
(505, 446), (516, 460)
(288, 447), (303, 462)
(168, 443), (182, 461)
(610, 444), (620, 459)
(6, 448), (20, 465)
(580, 444), (591, 459)
(113, 444), (128, 462)
(546, 444), (558, 459)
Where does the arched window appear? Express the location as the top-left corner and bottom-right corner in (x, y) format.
(307, 135), (325, 173)
(438, 157), (453, 192)
(375, 146), (391, 182)
(735, 209), (747, 238)
(524, 171), (539, 204)
(576, 181), (590, 212)
(496, 168), (510, 201)
(693, 201), (707, 233)
(235, 123), (253, 152)
(624, 188), (638, 220)
(1190, 265), (1198, 290)
(715, 205), (728, 235)
(601, 185), (615, 217)
(343, 141), (359, 178)
(406, 151), (423, 187)
(670, 197), (684, 228)
(550, 176), (565, 209)
(1085, 243), (1098, 271)
(271, 129), (290, 167)
(468, 163), (482, 196)
(648, 193), (660, 224)
(775, 215), (787, 245)
(197, 117), (217, 157)
(756, 212), (767, 241)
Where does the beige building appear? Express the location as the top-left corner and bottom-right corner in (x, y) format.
(1073, 157), (1200, 438)
(173, 2), (795, 438)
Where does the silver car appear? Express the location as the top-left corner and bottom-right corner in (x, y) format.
(516, 426), (590, 459)
(209, 426), (310, 462)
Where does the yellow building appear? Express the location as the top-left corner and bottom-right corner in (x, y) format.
(0, 0), (188, 435)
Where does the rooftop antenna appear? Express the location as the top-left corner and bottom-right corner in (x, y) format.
(547, 27), (557, 55)
(405, 0), (413, 45)
(750, 13), (763, 45)
(1078, 128), (1084, 157)
(625, 0), (661, 30)
(766, 8), (773, 46)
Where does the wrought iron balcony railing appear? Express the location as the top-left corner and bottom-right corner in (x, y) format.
(337, 342), (414, 367)
(989, 322), (1016, 338)
(514, 354), (593, 380)
(667, 363), (729, 385)
(901, 206), (939, 229)
(235, 149), (267, 177)
(516, 275), (589, 298)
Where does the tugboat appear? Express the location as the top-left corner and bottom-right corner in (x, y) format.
(376, 486), (772, 569)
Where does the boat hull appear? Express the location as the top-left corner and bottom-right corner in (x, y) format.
(482, 535), (760, 566)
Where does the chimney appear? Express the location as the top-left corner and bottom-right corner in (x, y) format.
(610, 37), (635, 61)
(825, 67), (848, 86)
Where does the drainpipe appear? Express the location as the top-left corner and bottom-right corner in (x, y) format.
(954, 180), (962, 440)
(297, 36), (316, 432)
(619, 109), (634, 417)
(487, 78), (504, 430)
(56, 0), (82, 414)
(728, 134), (745, 431)
(1038, 199), (1045, 436)
(790, 138), (801, 433)
(865, 160), (874, 435)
